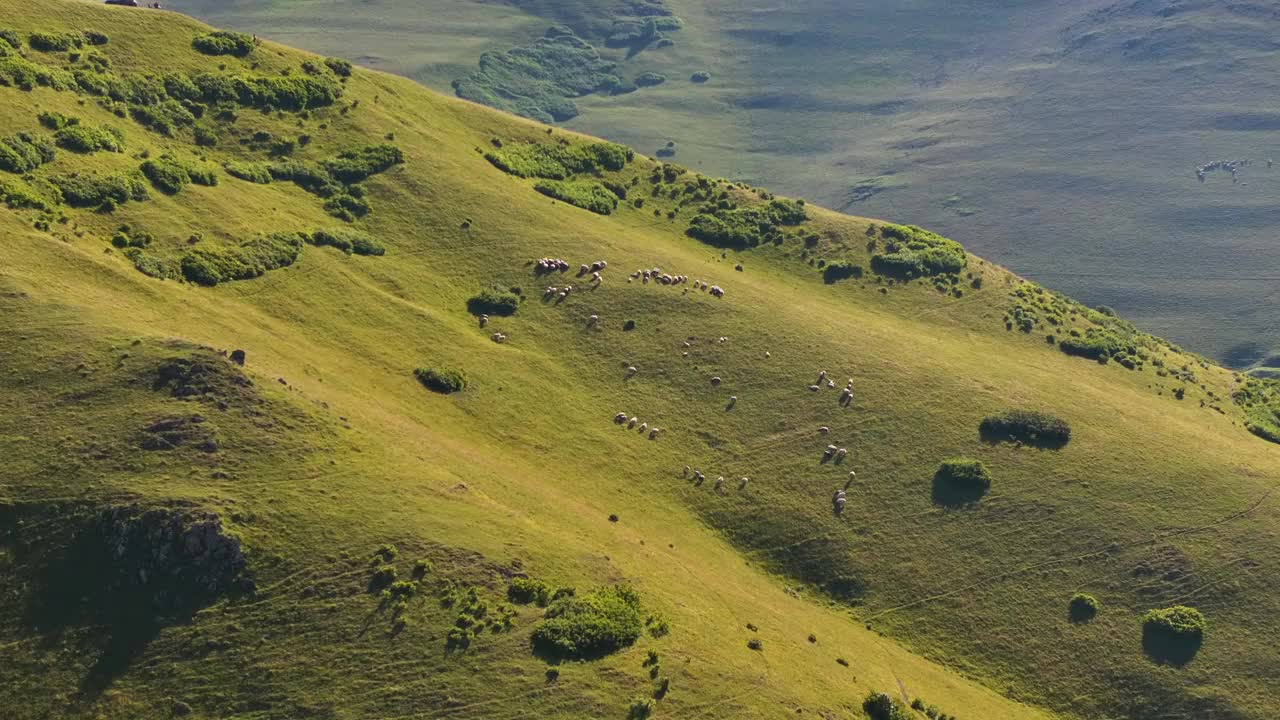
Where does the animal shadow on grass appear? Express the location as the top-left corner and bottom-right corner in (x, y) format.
(1142, 625), (1202, 667)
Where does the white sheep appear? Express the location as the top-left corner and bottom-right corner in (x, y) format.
(638, 422), (648, 433)
(729, 396), (738, 404)
(836, 448), (847, 459)
(714, 476), (724, 491)
(683, 341), (691, 348)
(809, 385), (820, 392)
(491, 332), (507, 343)
(818, 426), (830, 434)
(818, 370), (827, 380)
(738, 477), (750, 490)
(628, 417), (638, 428)
(710, 376), (722, 386)
(626, 366), (638, 376)
(649, 427), (660, 439)
(827, 380), (835, 389)
(826, 444), (838, 453)
(765, 351), (771, 358)
(683, 465), (690, 477)
(614, 412), (628, 424)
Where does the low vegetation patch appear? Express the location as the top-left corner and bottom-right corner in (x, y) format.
(192, 31), (255, 57)
(54, 123), (123, 153)
(180, 232), (304, 286)
(0, 132), (56, 173)
(870, 223), (966, 279)
(414, 367), (467, 394)
(979, 409), (1071, 448)
(308, 228), (384, 256)
(822, 260), (863, 284)
(48, 170), (148, 209)
(687, 197), (808, 249)
(535, 179), (618, 215)
(224, 161), (272, 184)
(932, 457), (991, 506)
(634, 72), (666, 87)
(530, 585), (644, 659)
(141, 155), (195, 194)
(467, 288), (520, 317)
(1068, 593), (1099, 622)
(485, 140), (632, 179)
(29, 31), (83, 53)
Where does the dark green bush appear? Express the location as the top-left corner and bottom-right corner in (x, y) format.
(627, 697), (654, 720)
(309, 228), (384, 256)
(268, 159), (340, 195)
(123, 248), (176, 280)
(37, 110), (77, 130)
(823, 260), (863, 284)
(1143, 606), (1204, 638)
(534, 179), (617, 215)
(186, 163), (219, 187)
(54, 124), (123, 153)
(225, 161), (272, 184)
(414, 367), (467, 394)
(936, 458), (990, 489)
(0, 177), (54, 210)
(48, 170), (148, 208)
(634, 72), (666, 87)
(1069, 593), (1099, 622)
(0, 30), (20, 50)
(324, 57), (353, 77)
(863, 692), (914, 720)
(192, 31), (255, 57)
(0, 132), (56, 173)
(129, 99), (196, 135)
(508, 577), (551, 606)
(979, 409), (1071, 448)
(484, 141), (632, 179)
(870, 224), (966, 278)
(691, 70), (711, 83)
(141, 155), (192, 194)
(83, 30), (109, 46)
(180, 232), (304, 286)
(29, 31), (83, 53)
(325, 143), (403, 183)
(467, 289), (520, 317)
(193, 123), (219, 147)
(530, 585), (644, 659)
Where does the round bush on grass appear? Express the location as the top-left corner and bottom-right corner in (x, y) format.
(467, 289), (519, 316)
(414, 367), (466, 394)
(530, 585), (643, 660)
(932, 457), (992, 506)
(1068, 593), (1099, 622)
(1142, 605), (1205, 665)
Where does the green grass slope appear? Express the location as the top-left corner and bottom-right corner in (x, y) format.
(0, 3), (1278, 720)
(169, 0), (1280, 370)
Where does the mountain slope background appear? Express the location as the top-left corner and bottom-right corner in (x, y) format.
(172, 0), (1280, 372)
(1, 2), (1279, 719)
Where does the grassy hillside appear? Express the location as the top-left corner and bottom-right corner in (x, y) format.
(1, 2), (1279, 720)
(170, 0), (1280, 370)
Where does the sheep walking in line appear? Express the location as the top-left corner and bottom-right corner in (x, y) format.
(615, 412), (628, 424)
(683, 465), (690, 478)
(845, 471), (857, 489)
(638, 422), (648, 433)
(693, 470), (705, 485)
(709, 285), (725, 298)
(835, 448), (848, 462)
(579, 263), (590, 276)
(738, 477), (750, 491)
(490, 332), (507, 343)
(833, 490), (847, 515)
(649, 427), (660, 440)
(628, 417), (638, 429)
(818, 426), (830, 435)
(809, 385), (821, 392)
(727, 396), (738, 409)
(714, 476), (724, 492)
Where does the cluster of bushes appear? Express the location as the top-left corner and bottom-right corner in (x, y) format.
(863, 692), (916, 720)
(534, 179), (618, 215)
(326, 144), (404, 183)
(192, 31), (255, 57)
(308, 228), (384, 256)
(28, 31), (84, 53)
(634, 72), (666, 87)
(266, 144), (401, 220)
(0, 50), (76, 91)
(1057, 327), (1142, 366)
(414, 367), (466, 394)
(822, 260), (863, 284)
(485, 140), (632, 180)
(870, 223), (966, 278)
(508, 577), (575, 607)
(224, 161), (272, 184)
(0, 132), (56, 173)
(180, 232), (304, 286)
(48, 170), (148, 210)
(1234, 378), (1280, 444)
(55, 123), (123, 153)
(323, 57), (352, 77)
(467, 289), (520, 316)
(110, 223), (153, 249)
(530, 585), (644, 659)
(979, 409), (1071, 447)
(37, 110), (76, 130)
(141, 154), (218, 194)
(124, 247), (176, 280)
(687, 197), (808, 249)
(0, 176), (55, 210)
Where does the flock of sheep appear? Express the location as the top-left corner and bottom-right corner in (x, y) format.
(615, 412), (661, 440)
(628, 267), (725, 299)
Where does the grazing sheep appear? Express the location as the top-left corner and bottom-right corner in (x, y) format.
(564, 286), (573, 295)
(818, 370), (827, 381)
(714, 476), (724, 492)
(728, 396), (738, 404)
(638, 422), (648, 433)
(490, 332), (507, 343)
(709, 285), (725, 298)
(682, 351), (689, 357)
(818, 426), (830, 434)
(643, 275), (650, 284)
(649, 427), (660, 439)
(827, 380), (835, 389)
(836, 448), (847, 459)
(479, 314), (489, 327)
(683, 465), (690, 477)
(588, 314), (599, 326)
(615, 412), (628, 424)
(628, 417), (638, 428)
(694, 470), (705, 482)
(825, 445), (838, 456)
(683, 341), (691, 348)
(718, 336), (728, 343)
(809, 385), (821, 392)
(626, 366), (638, 376)
(545, 286), (557, 296)
(765, 351), (771, 358)
(738, 477), (749, 490)
(579, 264), (590, 275)
(845, 471), (856, 489)
(834, 496), (846, 514)
(710, 376), (722, 386)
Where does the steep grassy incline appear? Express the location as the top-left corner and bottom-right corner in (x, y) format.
(0, 3), (1278, 720)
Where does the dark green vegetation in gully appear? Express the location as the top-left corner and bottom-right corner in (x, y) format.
(2, 4), (1280, 720)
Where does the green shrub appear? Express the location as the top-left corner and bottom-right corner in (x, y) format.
(534, 179), (617, 215)
(467, 289), (519, 316)
(686, 197), (807, 249)
(192, 31), (255, 57)
(484, 141), (632, 179)
(823, 260), (863, 284)
(225, 161), (273, 184)
(193, 123), (219, 147)
(508, 577), (551, 606)
(634, 72), (666, 87)
(627, 697), (654, 720)
(1143, 606), (1204, 638)
(863, 692), (914, 720)
(186, 163), (219, 187)
(0, 30), (20, 50)
(48, 170), (148, 208)
(37, 110), (77, 130)
(123, 248), (176, 280)
(29, 31), (83, 53)
(871, 224), (966, 278)
(141, 155), (191, 194)
(0, 132), (56, 173)
(979, 409), (1071, 447)
(180, 232), (304, 286)
(324, 57), (353, 77)
(82, 30), (109, 46)
(414, 367), (467, 394)
(0, 177), (54, 210)
(129, 99), (196, 135)
(691, 70), (711, 83)
(530, 585), (644, 659)
(1069, 593), (1100, 622)
(309, 228), (384, 256)
(935, 458), (991, 490)
(54, 124), (123, 153)
(325, 144), (403, 183)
